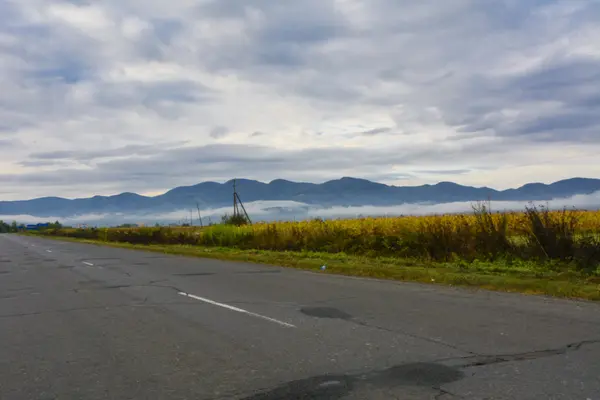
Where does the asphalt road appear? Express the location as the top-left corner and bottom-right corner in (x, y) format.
(1, 234), (600, 399)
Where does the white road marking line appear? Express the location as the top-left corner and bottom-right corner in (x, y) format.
(46, 250), (52, 253)
(178, 292), (296, 328)
(82, 262), (94, 266)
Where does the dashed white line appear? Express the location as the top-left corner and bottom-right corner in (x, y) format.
(46, 250), (52, 253)
(178, 292), (296, 328)
(82, 262), (94, 266)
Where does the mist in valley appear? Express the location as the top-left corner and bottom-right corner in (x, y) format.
(2, 191), (600, 227)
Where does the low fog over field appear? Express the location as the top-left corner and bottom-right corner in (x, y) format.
(3, 192), (599, 227)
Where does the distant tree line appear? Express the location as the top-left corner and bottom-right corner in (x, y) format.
(0, 220), (18, 233)
(0, 220), (63, 233)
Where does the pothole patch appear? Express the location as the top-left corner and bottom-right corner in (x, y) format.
(241, 362), (464, 400)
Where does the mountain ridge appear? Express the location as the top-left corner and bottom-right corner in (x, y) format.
(1, 177), (600, 218)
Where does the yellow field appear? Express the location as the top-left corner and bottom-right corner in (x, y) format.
(221, 209), (600, 237)
(39, 207), (600, 269)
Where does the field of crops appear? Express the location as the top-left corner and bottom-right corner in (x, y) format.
(36, 205), (600, 272)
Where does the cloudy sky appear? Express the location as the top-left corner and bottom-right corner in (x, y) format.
(1, 0), (599, 200)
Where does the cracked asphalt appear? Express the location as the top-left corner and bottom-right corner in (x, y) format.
(1, 234), (600, 399)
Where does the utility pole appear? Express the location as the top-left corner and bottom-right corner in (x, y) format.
(196, 202), (204, 228)
(232, 178), (252, 224)
(233, 179), (239, 218)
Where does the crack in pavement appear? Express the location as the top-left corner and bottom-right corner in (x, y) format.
(351, 319), (478, 356)
(148, 279), (169, 284)
(5, 286), (35, 293)
(235, 339), (600, 400)
(434, 387), (464, 399)
(299, 306), (478, 356)
(437, 339), (600, 369)
(0, 301), (192, 319)
(301, 305), (600, 380)
(71, 282), (186, 294)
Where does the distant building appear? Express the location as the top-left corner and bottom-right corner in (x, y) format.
(25, 223), (50, 231)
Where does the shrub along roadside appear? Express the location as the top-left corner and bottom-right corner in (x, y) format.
(33, 205), (600, 274)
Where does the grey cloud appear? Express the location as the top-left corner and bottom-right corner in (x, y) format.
(93, 81), (217, 116)
(130, 18), (183, 59)
(251, 1), (349, 54)
(296, 82), (363, 104)
(519, 112), (600, 135)
(1, 26), (100, 133)
(0, 138), (20, 148)
(209, 126), (230, 139)
(2, 0), (600, 200)
(188, 0), (600, 145)
(27, 58), (93, 85)
(6, 0), (599, 145)
(18, 160), (70, 168)
(29, 150), (76, 160)
(416, 169), (471, 175)
(96, 145), (287, 175)
(193, 0), (351, 71)
(1, 140), (512, 194)
(2, 10), (104, 82)
(0, 4), (217, 133)
(513, 60), (600, 100)
(444, 58), (600, 142)
(28, 142), (188, 162)
(250, 131), (265, 137)
(361, 127), (393, 136)
(198, 0), (346, 43)
(151, 18), (183, 45)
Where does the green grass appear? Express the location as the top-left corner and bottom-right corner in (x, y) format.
(29, 234), (600, 301)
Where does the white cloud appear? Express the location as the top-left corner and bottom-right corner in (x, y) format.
(46, 4), (114, 33)
(1, 0), (599, 200)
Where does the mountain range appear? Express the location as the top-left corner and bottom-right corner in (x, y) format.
(1, 177), (600, 218)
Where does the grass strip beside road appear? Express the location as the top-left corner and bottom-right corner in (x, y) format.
(27, 235), (600, 301)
